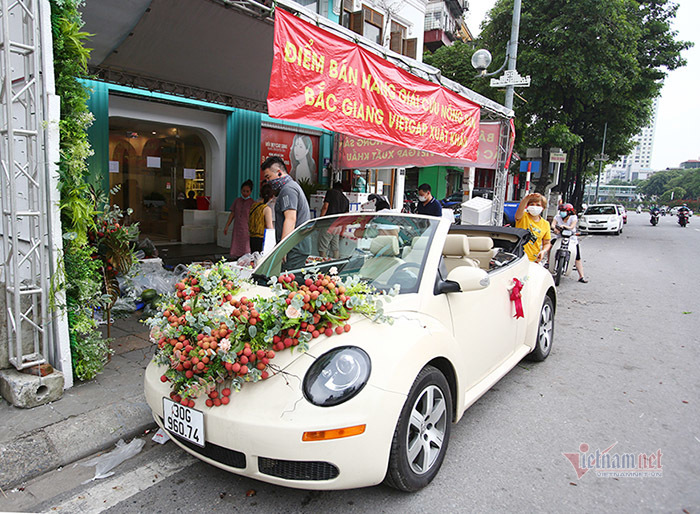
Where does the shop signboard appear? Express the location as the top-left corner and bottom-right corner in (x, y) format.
(268, 9), (481, 162)
(260, 127), (320, 183)
(338, 122), (501, 170)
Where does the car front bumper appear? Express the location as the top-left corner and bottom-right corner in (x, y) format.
(580, 221), (621, 233)
(145, 360), (406, 490)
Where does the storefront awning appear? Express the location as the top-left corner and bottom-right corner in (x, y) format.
(80, 0), (512, 121)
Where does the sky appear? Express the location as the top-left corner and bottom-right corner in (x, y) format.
(464, 0), (700, 170)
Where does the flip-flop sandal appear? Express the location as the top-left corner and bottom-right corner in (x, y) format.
(578, 277), (588, 283)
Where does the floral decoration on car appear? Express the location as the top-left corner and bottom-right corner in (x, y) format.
(146, 260), (393, 408)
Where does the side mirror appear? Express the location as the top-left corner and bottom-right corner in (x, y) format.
(445, 266), (490, 292)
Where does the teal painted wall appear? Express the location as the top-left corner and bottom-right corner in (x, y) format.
(81, 81), (333, 211)
(325, 0), (340, 23)
(84, 80), (109, 194)
(227, 110), (262, 208)
(418, 166), (447, 200)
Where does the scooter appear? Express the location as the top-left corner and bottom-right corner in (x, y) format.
(650, 210), (659, 226)
(550, 229), (576, 286)
(678, 211), (689, 227)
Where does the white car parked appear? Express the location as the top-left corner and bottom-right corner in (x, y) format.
(144, 213), (556, 491)
(579, 204), (624, 235)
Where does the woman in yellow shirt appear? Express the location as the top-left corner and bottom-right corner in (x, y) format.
(515, 193), (551, 263)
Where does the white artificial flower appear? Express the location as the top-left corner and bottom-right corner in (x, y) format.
(219, 337), (231, 353)
(285, 305), (301, 319)
(329, 266), (338, 275)
(149, 325), (162, 343)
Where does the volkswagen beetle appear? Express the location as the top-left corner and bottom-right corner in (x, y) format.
(144, 213), (556, 491)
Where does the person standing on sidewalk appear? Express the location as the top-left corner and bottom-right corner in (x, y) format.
(318, 182), (349, 258)
(415, 183), (442, 217)
(223, 179), (255, 259)
(515, 193), (551, 263)
(248, 183), (274, 254)
(261, 156), (311, 270)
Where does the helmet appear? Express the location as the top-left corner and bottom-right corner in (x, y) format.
(559, 203), (575, 213)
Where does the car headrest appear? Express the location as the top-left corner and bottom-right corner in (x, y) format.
(411, 237), (429, 250)
(442, 234), (470, 257)
(369, 235), (400, 256)
(468, 236), (494, 252)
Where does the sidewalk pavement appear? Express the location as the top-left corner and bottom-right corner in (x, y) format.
(0, 313), (157, 490)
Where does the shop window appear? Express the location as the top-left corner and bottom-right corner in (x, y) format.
(108, 118), (206, 243)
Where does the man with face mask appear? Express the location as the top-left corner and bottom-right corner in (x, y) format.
(261, 156), (311, 270)
(415, 183), (442, 217)
(515, 193), (551, 263)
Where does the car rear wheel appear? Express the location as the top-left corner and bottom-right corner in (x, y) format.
(384, 366), (452, 492)
(527, 296), (554, 361)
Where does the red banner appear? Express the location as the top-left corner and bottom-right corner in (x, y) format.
(338, 122), (501, 169)
(267, 9), (481, 161)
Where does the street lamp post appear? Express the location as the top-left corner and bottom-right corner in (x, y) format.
(472, 0), (528, 226)
(594, 122), (608, 203)
(504, 0), (522, 111)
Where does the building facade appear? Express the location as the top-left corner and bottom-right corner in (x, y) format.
(605, 98), (659, 182)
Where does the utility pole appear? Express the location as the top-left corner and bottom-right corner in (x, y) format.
(594, 122), (608, 203)
(504, 0), (522, 110)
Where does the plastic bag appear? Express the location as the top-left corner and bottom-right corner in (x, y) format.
(120, 262), (187, 298)
(136, 238), (158, 258)
(262, 228), (276, 255)
(81, 438), (145, 481)
(236, 252), (262, 268)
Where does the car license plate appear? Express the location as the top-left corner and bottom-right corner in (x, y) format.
(162, 397), (205, 447)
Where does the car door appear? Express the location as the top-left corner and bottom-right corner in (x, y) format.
(445, 257), (529, 390)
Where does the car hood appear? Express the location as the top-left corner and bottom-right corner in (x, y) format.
(222, 282), (417, 373)
(583, 214), (615, 220)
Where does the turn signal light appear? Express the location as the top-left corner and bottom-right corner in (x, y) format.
(302, 424), (366, 441)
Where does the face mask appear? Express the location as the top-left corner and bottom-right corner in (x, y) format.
(418, 195), (427, 202)
(264, 174), (291, 192)
(559, 211), (569, 218)
(527, 205), (543, 216)
(241, 193), (251, 199)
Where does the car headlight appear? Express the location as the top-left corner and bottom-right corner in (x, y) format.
(303, 346), (371, 407)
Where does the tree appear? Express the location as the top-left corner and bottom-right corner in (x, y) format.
(425, 0), (691, 208)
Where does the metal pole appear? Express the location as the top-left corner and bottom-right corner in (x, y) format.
(595, 122), (607, 203)
(504, 0), (522, 110)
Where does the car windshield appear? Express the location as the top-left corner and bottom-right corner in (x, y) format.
(585, 206), (616, 215)
(253, 214), (440, 294)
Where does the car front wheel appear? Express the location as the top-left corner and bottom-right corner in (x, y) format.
(384, 365), (452, 492)
(527, 296), (554, 361)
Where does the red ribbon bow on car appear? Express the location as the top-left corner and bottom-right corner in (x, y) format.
(509, 278), (525, 319)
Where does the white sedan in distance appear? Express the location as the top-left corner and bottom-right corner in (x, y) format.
(579, 204), (624, 235)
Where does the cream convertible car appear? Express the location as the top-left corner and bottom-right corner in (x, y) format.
(144, 213), (556, 491)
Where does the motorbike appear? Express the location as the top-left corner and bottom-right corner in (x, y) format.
(650, 210), (659, 226)
(550, 229), (576, 286)
(678, 211), (689, 227)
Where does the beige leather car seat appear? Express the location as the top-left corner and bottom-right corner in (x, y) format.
(359, 235), (403, 278)
(442, 234), (479, 273)
(468, 236), (496, 270)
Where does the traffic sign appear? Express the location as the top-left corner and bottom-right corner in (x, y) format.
(550, 152), (567, 163)
(490, 69), (531, 88)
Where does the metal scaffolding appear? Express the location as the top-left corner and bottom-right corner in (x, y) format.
(491, 120), (513, 226)
(0, 0), (49, 370)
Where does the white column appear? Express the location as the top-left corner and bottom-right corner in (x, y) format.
(393, 168), (405, 210)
